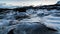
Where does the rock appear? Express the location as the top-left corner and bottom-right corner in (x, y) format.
(56, 1), (60, 4)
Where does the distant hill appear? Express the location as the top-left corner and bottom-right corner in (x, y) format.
(0, 1), (60, 12)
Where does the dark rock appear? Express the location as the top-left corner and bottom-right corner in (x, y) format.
(56, 1), (60, 5)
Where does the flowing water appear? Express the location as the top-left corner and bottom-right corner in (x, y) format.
(0, 9), (60, 34)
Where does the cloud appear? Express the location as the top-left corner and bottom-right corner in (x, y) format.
(0, 3), (6, 6)
(0, 0), (59, 6)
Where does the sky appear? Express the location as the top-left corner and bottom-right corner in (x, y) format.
(0, 0), (60, 6)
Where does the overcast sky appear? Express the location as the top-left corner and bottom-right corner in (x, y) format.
(0, 0), (60, 6)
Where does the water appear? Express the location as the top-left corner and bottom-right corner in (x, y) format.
(0, 9), (60, 34)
